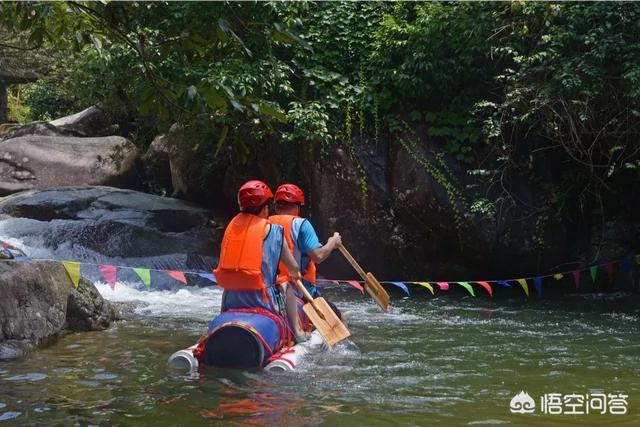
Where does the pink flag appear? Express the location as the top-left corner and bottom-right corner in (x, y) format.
(345, 280), (364, 294)
(606, 263), (614, 283)
(167, 270), (187, 284)
(437, 282), (449, 291)
(475, 281), (493, 297)
(98, 264), (117, 290)
(572, 270), (581, 289)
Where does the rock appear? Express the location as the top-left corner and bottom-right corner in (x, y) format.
(0, 260), (117, 360)
(141, 134), (172, 193)
(48, 106), (110, 136)
(0, 186), (222, 280)
(0, 121), (82, 142)
(159, 122), (230, 203)
(66, 277), (118, 331)
(307, 143), (420, 279)
(388, 141), (492, 275)
(0, 123), (21, 139)
(0, 134), (139, 196)
(307, 137), (554, 280)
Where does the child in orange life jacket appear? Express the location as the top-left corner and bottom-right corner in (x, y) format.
(269, 183), (344, 322)
(214, 180), (307, 341)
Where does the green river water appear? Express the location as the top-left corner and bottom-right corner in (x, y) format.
(0, 284), (638, 426)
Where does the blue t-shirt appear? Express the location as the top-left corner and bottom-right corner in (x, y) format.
(297, 219), (322, 259)
(295, 219), (322, 297)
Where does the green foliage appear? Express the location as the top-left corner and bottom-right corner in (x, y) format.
(7, 87), (30, 122)
(286, 101), (330, 146)
(369, 2), (505, 112)
(423, 110), (482, 164)
(3, 0), (640, 244)
(23, 82), (75, 121)
(475, 2), (640, 222)
(470, 198), (497, 219)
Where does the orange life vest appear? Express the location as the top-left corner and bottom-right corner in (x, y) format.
(269, 214), (317, 285)
(214, 213), (269, 290)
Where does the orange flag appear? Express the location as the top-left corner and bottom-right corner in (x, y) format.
(167, 270), (187, 284)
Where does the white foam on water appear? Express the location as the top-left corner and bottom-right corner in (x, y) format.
(0, 233), (224, 320)
(95, 281), (223, 319)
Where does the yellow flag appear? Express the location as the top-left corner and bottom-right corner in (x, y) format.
(553, 273), (563, 280)
(415, 282), (434, 295)
(517, 278), (529, 297)
(63, 261), (81, 288)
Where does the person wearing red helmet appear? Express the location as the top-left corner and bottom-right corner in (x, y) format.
(214, 180), (307, 340)
(269, 183), (343, 320)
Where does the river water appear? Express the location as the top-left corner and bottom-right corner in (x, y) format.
(1, 276), (638, 426)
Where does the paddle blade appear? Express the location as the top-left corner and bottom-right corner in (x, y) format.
(302, 297), (350, 348)
(365, 272), (390, 312)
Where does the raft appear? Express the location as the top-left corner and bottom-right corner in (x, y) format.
(168, 300), (326, 372)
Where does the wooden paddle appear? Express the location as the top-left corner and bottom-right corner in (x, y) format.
(338, 244), (390, 312)
(292, 279), (350, 348)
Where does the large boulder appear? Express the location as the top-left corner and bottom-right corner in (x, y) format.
(0, 260), (118, 360)
(0, 134), (138, 196)
(0, 186), (222, 277)
(0, 121), (82, 142)
(0, 106), (109, 142)
(141, 134), (172, 193)
(306, 141), (481, 279)
(48, 105), (112, 136)
(152, 122), (232, 203)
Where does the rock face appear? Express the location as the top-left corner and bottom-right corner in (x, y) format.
(136, 121), (639, 282)
(0, 260), (117, 360)
(0, 121), (82, 142)
(141, 134), (172, 193)
(144, 123), (232, 204)
(306, 138), (640, 281)
(0, 134), (138, 196)
(48, 106), (111, 136)
(0, 186), (222, 277)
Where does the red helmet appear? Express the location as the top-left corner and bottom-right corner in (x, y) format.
(238, 180), (273, 210)
(275, 183), (305, 205)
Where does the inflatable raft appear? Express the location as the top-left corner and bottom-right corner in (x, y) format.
(168, 301), (326, 372)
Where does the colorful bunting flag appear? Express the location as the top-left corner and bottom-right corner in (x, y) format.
(63, 261), (81, 288)
(572, 270), (581, 289)
(197, 273), (217, 283)
(10, 251), (640, 300)
(98, 264), (117, 290)
(388, 281), (410, 296)
(414, 282), (434, 295)
(133, 267), (151, 288)
(589, 265), (598, 283)
(345, 280), (364, 294)
(516, 278), (529, 297)
(167, 270), (187, 284)
(437, 282), (449, 291)
(533, 277), (543, 298)
(475, 281), (493, 297)
(456, 281), (475, 297)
